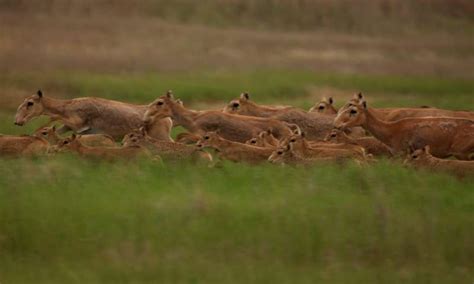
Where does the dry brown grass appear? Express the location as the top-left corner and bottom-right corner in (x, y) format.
(0, 11), (472, 79)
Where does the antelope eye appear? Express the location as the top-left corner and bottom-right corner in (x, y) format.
(204, 136), (209, 140)
(42, 132), (48, 135)
(277, 151), (283, 155)
(63, 141), (69, 145)
(331, 134), (336, 137)
(157, 101), (164, 106)
(232, 102), (239, 108)
(27, 101), (34, 107)
(318, 105), (324, 109)
(251, 140), (256, 144)
(350, 109), (357, 115)
(412, 155), (418, 159)
(290, 139), (296, 143)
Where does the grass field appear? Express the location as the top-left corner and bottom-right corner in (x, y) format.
(0, 71), (473, 284)
(0, 158), (473, 283)
(1, 1), (473, 283)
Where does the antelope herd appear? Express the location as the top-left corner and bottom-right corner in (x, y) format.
(2, 90), (473, 178)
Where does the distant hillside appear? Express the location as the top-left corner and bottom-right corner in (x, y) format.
(1, 0), (473, 34)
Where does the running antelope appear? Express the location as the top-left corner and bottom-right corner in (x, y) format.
(196, 132), (274, 164)
(334, 99), (474, 160)
(144, 91), (293, 143)
(223, 93), (365, 140)
(34, 126), (116, 147)
(309, 97), (337, 115)
(122, 128), (212, 163)
(15, 90), (173, 141)
(325, 129), (392, 157)
(404, 146), (474, 178)
(57, 134), (151, 161)
(0, 135), (49, 157)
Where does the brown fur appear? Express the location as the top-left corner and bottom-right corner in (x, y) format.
(223, 93), (299, 117)
(309, 97), (337, 114)
(122, 128), (212, 163)
(223, 93), (365, 140)
(334, 99), (474, 160)
(404, 146), (474, 178)
(281, 132), (367, 161)
(175, 132), (202, 144)
(0, 135), (49, 157)
(196, 132), (274, 164)
(34, 126), (116, 147)
(57, 134), (151, 161)
(144, 91), (293, 143)
(15, 90), (173, 141)
(268, 144), (353, 166)
(344, 93), (474, 121)
(245, 130), (280, 148)
(325, 129), (392, 157)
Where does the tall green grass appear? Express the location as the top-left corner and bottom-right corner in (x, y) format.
(2, 70), (473, 106)
(0, 157), (472, 283)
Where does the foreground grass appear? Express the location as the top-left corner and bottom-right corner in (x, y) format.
(0, 157), (472, 283)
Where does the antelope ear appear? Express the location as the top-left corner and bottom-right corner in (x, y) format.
(328, 97), (333, 105)
(36, 90), (43, 99)
(240, 93), (250, 100)
(293, 125), (302, 135)
(165, 90), (174, 99)
(357, 92), (363, 99)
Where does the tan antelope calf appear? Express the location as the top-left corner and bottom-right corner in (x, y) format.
(34, 126), (116, 147)
(15, 90), (173, 141)
(144, 91), (293, 143)
(57, 134), (152, 161)
(223, 92), (298, 117)
(325, 129), (392, 157)
(196, 132), (274, 164)
(309, 97), (337, 114)
(282, 132), (367, 162)
(122, 128), (212, 163)
(404, 146), (474, 178)
(0, 135), (49, 157)
(245, 130), (280, 148)
(268, 143), (356, 166)
(334, 99), (474, 160)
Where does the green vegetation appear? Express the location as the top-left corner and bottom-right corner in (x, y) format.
(0, 157), (472, 283)
(3, 70), (473, 105)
